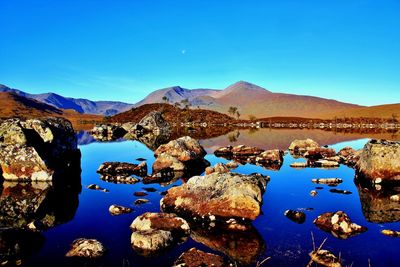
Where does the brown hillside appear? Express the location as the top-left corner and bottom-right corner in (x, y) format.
(318, 103), (400, 119)
(0, 92), (103, 130)
(108, 103), (235, 124)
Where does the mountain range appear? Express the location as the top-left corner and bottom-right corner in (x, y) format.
(1, 81), (399, 119)
(0, 84), (133, 116)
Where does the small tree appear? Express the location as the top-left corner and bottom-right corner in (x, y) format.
(248, 114), (257, 121)
(236, 111), (240, 120)
(162, 96), (169, 103)
(181, 98), (190, 109)
(228, 106), (238, 117)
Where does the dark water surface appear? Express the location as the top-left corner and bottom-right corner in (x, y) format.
(4, 128), (400, 266)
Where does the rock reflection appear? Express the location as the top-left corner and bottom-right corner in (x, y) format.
(355, 180), (400, 223)
(190, 225), (266, 266)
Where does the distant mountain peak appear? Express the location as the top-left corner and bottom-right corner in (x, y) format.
(225, 81), (271, 93)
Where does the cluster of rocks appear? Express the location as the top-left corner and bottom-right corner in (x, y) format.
(96, 161), (147, 183)
(214, 145), (284, 170)
(90, 124), (127, 141)
(0, 118), (81, 181)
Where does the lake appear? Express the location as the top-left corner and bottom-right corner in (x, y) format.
(2, 128), (400, 266)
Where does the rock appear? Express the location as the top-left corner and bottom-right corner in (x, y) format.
(121, 122), (136, 132)
(313, 211), (367, 239)
(153, 153), (186, 172)
(214, 145), (264, 158)
(134, 192), (148, 197)
(284, 210), (306, 224)
(66, 238), (106, 258)
(309, 249), (341, 267)
(253, 149), (284, 169)
(310, 160), (339, 168)
(134, 111), (170, 134)
(97, 161), (147, 177)
(161, 172), (268, 227)
(288, 139), (320, 154)
(337, 147), (362, 167)
(190, 225), (265, 265)
(381, 229), (400, 237)
(311, 178), (343, 186)
(290, 162), (308, 168)
(310, 190), (318, 197)
(99, 175), (139, 184)
(329, 189), (352, 195)
(304, 147), (336, 160)
(0, 118), (80, 181)
(225, 161), (239, 169)
(155, 136), (206, 162)
(87, 184), (109, 193)
(90, 124), (126, 141)
(142, 187), (157, 192)
(134, 199), (150, 205)
(205, 163), (230, 175)
(143, 168), (177, 184)
(130, 212), (190, 255)
(172, 247), (229, 267)
(356, 139), (400, 181)
(108, 205), (133, 215)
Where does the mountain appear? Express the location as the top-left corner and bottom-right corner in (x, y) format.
(134, 81), (363, 119)
(0, 84), (133, 116)
(0, 92), (102, 130)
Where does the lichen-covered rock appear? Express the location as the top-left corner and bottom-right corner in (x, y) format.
(97, 161), (147, 177)
(0, 118), (80, 181)
(134, 111), (171, 134)
(172, 248), (229, 267)
(310, 160), (339, 168)
(253, 149), (284, 170)
(304, 147), (336, 160)
(66, 238), (106, 258)
(155, 136), (206, 162)
(312, 178), (343, 186)
(313, 211), (367, 239)
(205, 163), (230, 175)
(214, 145), (264, 158)
(288, 139), (320, 154)
(153, 153), (186, 173)
(161, 172), (268, 227)
(130, 212), (190, 255)
(225, 161), (239, 169)
(309, 249), (341, 267)
(356, 139), (400, 181)
(108, 205), (132, 215)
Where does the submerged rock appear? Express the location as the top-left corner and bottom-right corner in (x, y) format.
(66, 238), (106, 258)
(329, 189), (352, 195)
(87, 184), (109, 193)
(0, 118), (80, 181)
(172, 247), (229, 267)
(310, 190), (318, 197)
(309, 249), (341, 267)
(284, 210), (306, 224)
(356, 139), (400, 181)
(381, 229), (400, 237)
(312, 178), (342, 186)
(130, 212), (190, 255)
(108, 205), (133, 215)
(134, 199), (149, 205)
(313, 211), (367, 239)
(161, 172), (268, 228)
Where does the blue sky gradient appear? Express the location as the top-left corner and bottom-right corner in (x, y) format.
(0, 0), (399, 105)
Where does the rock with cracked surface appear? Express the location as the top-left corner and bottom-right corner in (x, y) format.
(66, 238), (106, 258)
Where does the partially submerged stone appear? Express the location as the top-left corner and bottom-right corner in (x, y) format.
(100, 174), (139, 184)
(155, 136), (206, 162)
(130, 212), (190, 255)
(338, 146), (361, 167)
(225, 161), (239, 169)
(134, 192), (148, 197)
(134, 199), (150, 205)
(288, 139), (320, 155)
(309, 249), (341, 267)
(381, 229), (400, 237)
(172, 247), (229, 267)
(310, 190), (318, 197)
(205, 163), (230, 175)
(66, 238), (106, 258)
(356, 139), (400, 181)
(97, 161), (147, 177)
(284, 210), (306, 224)
(87, 184), (109, 193)
(313, 211), (367, 239)
(310, 160), (339, 168)
(304, 147), (336, 160)
(161, 172), (268, 228)
(109, 205), (133, 216)
(329, 189), (352, 195)
(312, 178), (343, 186)
(290, 162), (308, 168)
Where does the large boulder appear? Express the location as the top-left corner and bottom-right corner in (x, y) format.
(161, 172), (268, 228)
(130, 212), (190, 255)
(0, 118), (80, 181)
(134, 111), (170, 134)
(356, 139), (400, 181)
(155, 136), (206, 162)
(338, 147), (362, 167)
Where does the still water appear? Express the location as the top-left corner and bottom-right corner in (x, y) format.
(3, 128), (400, 266)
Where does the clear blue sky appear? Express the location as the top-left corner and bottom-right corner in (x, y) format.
(0, 0), (399, 105)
